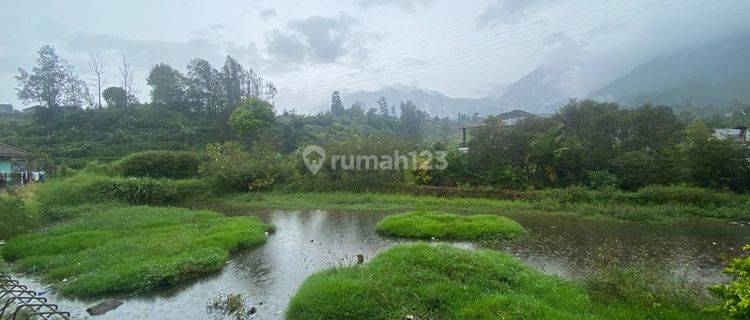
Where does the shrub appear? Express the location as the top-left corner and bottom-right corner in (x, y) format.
(632, 184), (742, 207)
(0, 196), (37, 239)
(35, 175), (215, 218)
(587, 170), (619, 190)
(711, 245), (750, 319)
(199, 141), (290, 192)
(375, 211), (526, 240)
(116, 150), (200, 179)
(532, 185), (596, 203)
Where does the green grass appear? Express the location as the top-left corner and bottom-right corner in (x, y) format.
(286, 244), (721, 320)
(1, 205), (270, 297)
(0, 195), (40, 240)
(218, 190), (750, 222)
(375, 211), (526, 240)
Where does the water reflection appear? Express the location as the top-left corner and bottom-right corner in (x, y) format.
(13, 210), (750, 319)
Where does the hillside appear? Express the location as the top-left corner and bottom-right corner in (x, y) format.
(591, 34), (750, 106)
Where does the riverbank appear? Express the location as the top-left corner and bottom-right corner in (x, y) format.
(214, 188), (750, 223)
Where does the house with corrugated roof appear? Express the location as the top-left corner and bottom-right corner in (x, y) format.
(0, 143), (30, 184)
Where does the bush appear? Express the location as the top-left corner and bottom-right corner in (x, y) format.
(0, 196), (37, 239)
(375, 211), (526, 240)
(116, 150), (200, 179)
(632, 184), (742, 207)
(35, 175), (215, 218)
(711, 245), (750, 319)
(199, 142), (290, 192)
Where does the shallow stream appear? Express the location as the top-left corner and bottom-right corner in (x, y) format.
(14, 210), (750, 319)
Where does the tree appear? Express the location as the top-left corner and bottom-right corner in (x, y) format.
(102, 86), (128, 108)
(265, 81), (278, 107)
(118, 55), (135, 109)
(376, 96), (389, 117)
(88, 52), (106, 109)
(186, 58), (221, 112)
(350, 102), (365, 119)
(15, 45), (85, 108)
(330, 91), (345, 115)
(245, 68), (263, 98)
(147, 63), (186, 106)
(398, 100), (427, 140)
(220, 55), (245, 109)
(229, 97), (276, 142)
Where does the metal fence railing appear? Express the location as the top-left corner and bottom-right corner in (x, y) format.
(0, 272), (70, 320)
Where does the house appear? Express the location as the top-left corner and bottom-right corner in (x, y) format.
(456, 123), (485, 152)
(498, 109), (536, 125)
(713, 126), (747, 143)
(0, 143), (30, 184)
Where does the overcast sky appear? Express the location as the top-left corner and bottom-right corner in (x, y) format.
(2, 0), (749, 113)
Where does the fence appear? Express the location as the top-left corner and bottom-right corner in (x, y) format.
(0, 272), (70, 320)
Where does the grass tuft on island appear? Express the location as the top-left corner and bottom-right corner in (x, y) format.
(1, 205), (271, 297)
(286, 244), (719, 320)
(375, 211), (525, 240)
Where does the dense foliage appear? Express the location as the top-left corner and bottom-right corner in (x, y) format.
(116, 150), (200, 179)
(35, 175), (214, 218)
(4, 45), (750, 194)
(711, 245), (750, 318)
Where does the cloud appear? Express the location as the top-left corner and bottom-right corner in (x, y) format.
(265, 30), (307, 62)
(258, 8), (277, 20)
(265, 12), (367, 64)
(477, 0), (557, 28)
(356, 0), (436, 13)
(190, 23), (227, 39)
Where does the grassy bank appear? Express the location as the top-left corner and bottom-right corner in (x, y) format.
(1, 205), (270, 297)
(286, 244), (720, 320)
(218, 188), (750, 222)
(375, 211), (526, 240)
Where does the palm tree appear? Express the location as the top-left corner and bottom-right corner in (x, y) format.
(531, 125), (567, 186)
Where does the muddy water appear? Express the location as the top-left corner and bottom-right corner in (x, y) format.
(14, 210), (750, 319)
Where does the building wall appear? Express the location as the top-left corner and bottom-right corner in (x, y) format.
(0, 158), (11, 182)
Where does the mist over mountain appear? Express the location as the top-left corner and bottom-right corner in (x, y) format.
(591, 33), (750, 107)
(342, 85), (500, 117)
(343, 33), (750, 117)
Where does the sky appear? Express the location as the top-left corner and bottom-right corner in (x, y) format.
(1, 0), (749, 113)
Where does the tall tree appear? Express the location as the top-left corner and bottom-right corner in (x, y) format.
(220, 55), (245, 109)
(147, 63), (186, 106)
(244, 68), (263, 98)
(398, 100), (427, 141)
(186, 58), (221, 112)
(264, 81), (277, 108)
(330, 91), (345, 115)
(376, 96), (389, 117)
(88, 52), (105, 109)
(118, 55), (135, 109)
(15, 45), (82, 108)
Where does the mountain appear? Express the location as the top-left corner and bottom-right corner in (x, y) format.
(495, 64), (574, 114)
(341, 85), (502, 117)
(591, 34), (750, 106)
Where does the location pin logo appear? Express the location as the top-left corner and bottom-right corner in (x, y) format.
(303, 145), (326, 175)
